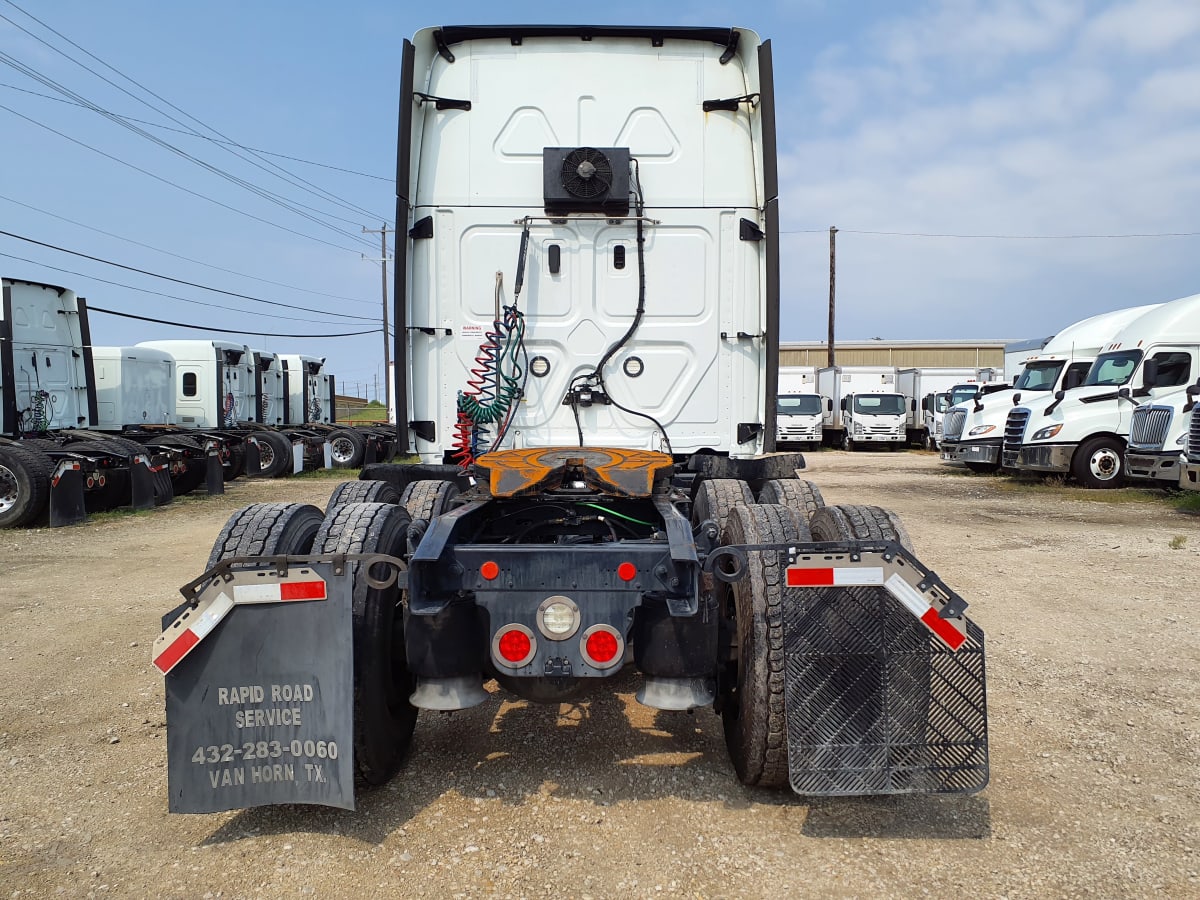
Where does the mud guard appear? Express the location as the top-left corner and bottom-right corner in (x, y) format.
(205, 444), (224, 496)
(780, 546), (989, 795)
(129, 456), (155, 511)
(49, 460), (87, 527)
(244, 437), (262, 476)
(158, 563), (355, 813)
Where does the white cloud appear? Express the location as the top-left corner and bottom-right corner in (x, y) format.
(1083, 0), (1200, 54)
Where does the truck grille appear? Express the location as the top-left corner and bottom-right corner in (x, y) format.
(1188, 406), (1200, 463)
(943, 409), (967, 442)
(1002, 408), (1029, 468)
(1128, 406), (1173, 451)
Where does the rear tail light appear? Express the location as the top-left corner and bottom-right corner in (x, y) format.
(580, 625), (623, 670)
(492, 624), (536, 667)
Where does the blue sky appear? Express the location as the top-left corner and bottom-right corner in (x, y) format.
(3, 1), (1199, 398)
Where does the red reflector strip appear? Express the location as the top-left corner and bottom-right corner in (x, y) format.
(786, 566), (884, 587)
(279, 580), (327, 601)
(233, 580), (326, 603)
(153, 629), (198, 674)
(921, 607), (967, 651)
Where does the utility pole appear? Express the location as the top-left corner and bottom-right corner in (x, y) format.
(362, 225), (393, 416)
(827, 225), (838, 368)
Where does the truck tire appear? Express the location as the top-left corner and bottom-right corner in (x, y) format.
(692, 478), (753, 535)
(719, 502), (807, 788)
(206, 502), (325, 568)
(810, 504), (915, 553)
(0, 444), (53, 528)
(399, 479), (460, 521)
(329, 429), (367, 468)
(1071, 435), (1126, 489)
(841, 433), (854, 452)
(223, 440), (246, 482)
(247, 432), (293, 479)
(313, 502), (418, 786)
(756, 479), (824, 526)
(328, 479), (401, 510)
(964, 461), (999, 475)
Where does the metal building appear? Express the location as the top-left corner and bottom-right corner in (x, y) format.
(781, 340), (1009, 370)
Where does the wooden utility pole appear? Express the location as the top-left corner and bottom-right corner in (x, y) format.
(362, 225), (393, 416)
(827, 225), (838, 367)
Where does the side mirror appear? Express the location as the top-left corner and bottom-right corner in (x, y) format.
(1053, 390), (1065, 401)
(1013, 392), (1021, 405)
(839, 398), (847, 412)
(1118, 387), (1132, 400)
(1140, 359), (1159, 391)
(826, 398), (833, 412)
(911, 398), (918, 412)
(1187, 381), (1200, 399)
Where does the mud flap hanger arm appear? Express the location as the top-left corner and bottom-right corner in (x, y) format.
(703, 539), (969, 621)
(177, 553), (408, 604)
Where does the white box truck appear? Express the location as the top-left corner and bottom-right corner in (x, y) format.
(1003, 293), (1200, 487)
(897, 367), (998, 450)
(940, 305), (1161, 472)
(817, 366), (906, 450)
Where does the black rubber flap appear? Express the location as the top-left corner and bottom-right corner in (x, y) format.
(165, 568), (355, 813)
(783, 585), (988, 796)
(49, 464), (86, 527)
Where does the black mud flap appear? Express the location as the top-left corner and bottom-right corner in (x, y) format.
(159, 563), (355, 813)
(781, 549), (989, 796)
(205, 448), (224, 495)
(49, 460), (87, 527)
(245, 438), (262, 476)
(129, 457), (155, 510)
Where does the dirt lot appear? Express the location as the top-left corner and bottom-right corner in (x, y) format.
(1, 452), (1198, 898)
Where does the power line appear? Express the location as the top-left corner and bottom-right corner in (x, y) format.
(0, 102), (367, 254)
(781, 227), (1200, 239)
(0, 45), (381, 245)
(0, 250), (369, 326)
(0, 81), (391, 181)
(0, 229), (378, 321)
(88, 305), (381, 338)
(0, 192), (377, 306)
(0, 2), (393, 226)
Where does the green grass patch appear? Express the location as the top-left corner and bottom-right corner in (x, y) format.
(290, 466), (361, 481)
(1172, 491), (1200, 513)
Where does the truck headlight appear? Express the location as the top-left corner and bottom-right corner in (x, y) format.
(1031, 424), (1062, 441)
(968, 425), (995, 436)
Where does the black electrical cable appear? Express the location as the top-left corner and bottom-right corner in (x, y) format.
(0, 230), (378, 321)
(88, 305), (381, 338)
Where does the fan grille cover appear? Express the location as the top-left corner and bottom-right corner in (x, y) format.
(543, 146), (631, 216)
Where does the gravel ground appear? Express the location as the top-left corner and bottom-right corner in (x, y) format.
(1, 453), (1198, 899)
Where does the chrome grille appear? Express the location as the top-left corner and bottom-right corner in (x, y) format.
(943, 408), (967, 441)
(1128, 406), (1172, 451)
(1188, 406), (1200, 463)
(1002, 408), (1030, 468)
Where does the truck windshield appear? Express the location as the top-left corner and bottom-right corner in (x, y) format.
(948, 384), (980, 405)
(1084, 350), (1143, 387)
(1013, 361), (1064, 392)
(853, 394), (906, 415)
(777, 395), (822, 416)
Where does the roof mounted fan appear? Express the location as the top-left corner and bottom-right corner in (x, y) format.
(543, 146), (630, 216)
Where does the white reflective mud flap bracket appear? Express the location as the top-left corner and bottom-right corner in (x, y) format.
(782, 549), (988, 797)
(159, 565), (355, 813)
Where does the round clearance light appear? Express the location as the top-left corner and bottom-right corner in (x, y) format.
(580, 625), (623, 669)
(537, 595), (580, 640)
(622, 356), (644, 378)
(530, 356), (551, 378)
(617, 562), (637, 582)
(493, 624), (536, 667)
(480, 560), (500, 581)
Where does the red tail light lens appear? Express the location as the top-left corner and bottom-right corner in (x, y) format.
(580, 625), (623, 669)
(492, 625), (535, 667)
(617, 562), (637, 582)
(480, 561), (500, 581)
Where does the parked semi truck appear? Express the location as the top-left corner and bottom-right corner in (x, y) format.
(155, 25), (988, 814)
(1003, 294), (1200, 488)
(940, 305), (1161, 473)
(0, 277), (187, 527)
(1180, 386), (1200, 491)
(1124, 384), (1197, 485)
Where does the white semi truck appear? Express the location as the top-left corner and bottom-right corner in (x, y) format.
(1180, 386), (1200, 491)
(156, 25), (987, 814)
(1003, 294), (1200, 488)
(897, 367), (999, 449)
(940, 305), (1161, 473)
(1124, 384), (1197, 485)
(816, 366), (906, 450)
